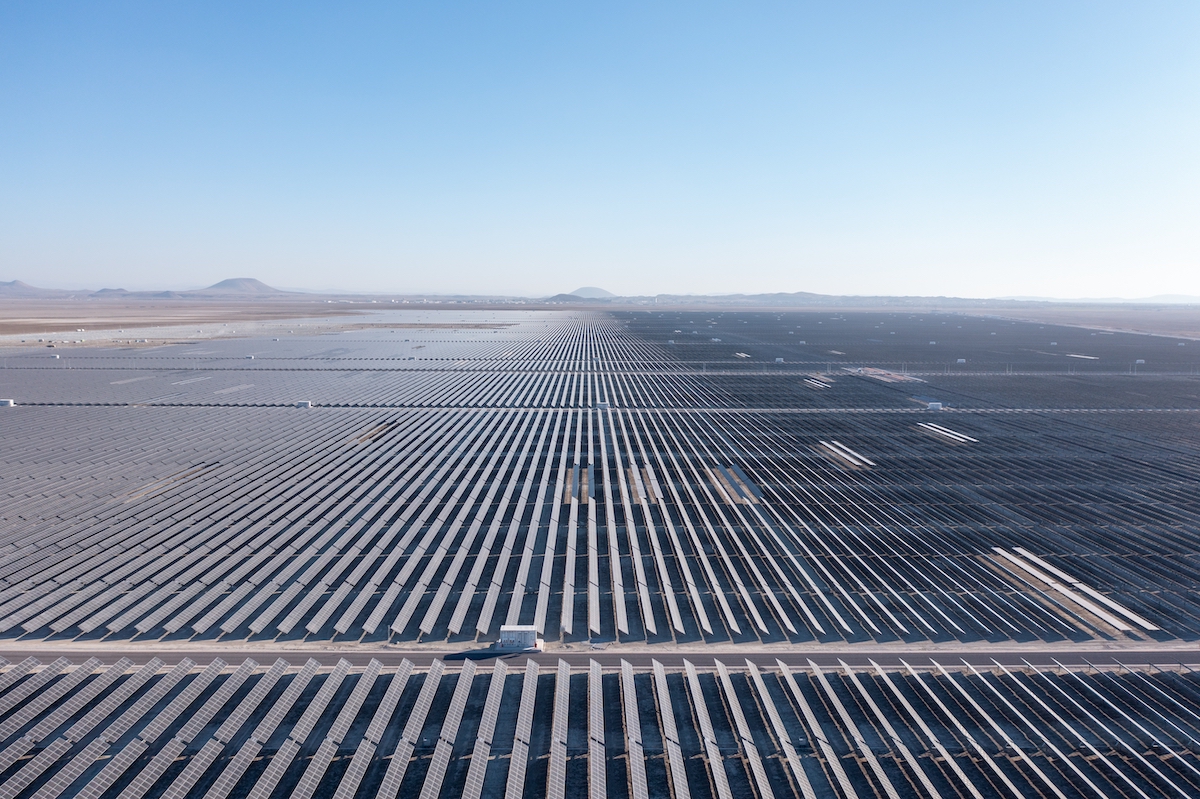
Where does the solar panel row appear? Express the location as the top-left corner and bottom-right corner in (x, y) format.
(9, 313), (1198, 650)
(5, 654), (1200, 796)
(4, 308), (1200, 799)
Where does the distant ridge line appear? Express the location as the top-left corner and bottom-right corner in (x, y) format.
(0, 277), (292, 300)
(1, 278), (1197, 308)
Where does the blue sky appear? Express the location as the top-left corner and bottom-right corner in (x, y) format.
(2, 2), (1198, 297)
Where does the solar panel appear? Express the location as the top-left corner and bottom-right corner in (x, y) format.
(448, 664), (498, 799)
(777, 660), (858, 799)
(362, 660), (414, 746)
(176, 584), (229, 631)
(276, 586), (322, 634)
(553, 661), (570, 745)
(546, 660), (571, 799)
(838, 659), (939, 799)
(618, 660), (651, 797)
(305, 581), (353, 634)
(331, 740), (376, 799)
(243, 737), (300, 799)
(116, 736), (186, 799)
(669, 500), (741, 635)
(504, 738), (530, 799)
(217, 579), (282, 637)
(651, 661), (679, 744)
(252, 659), (319, 744)
(334, 580), (377, 634)
(0, 740), (34, 781)
(204, 741), (262, 799)
(438, 660), (476, 745)
(326, 659), (381, 744)
(135, 582), (205, 633)
(400, 660), (444, 744)
(560, 471), (580, 636)
(476, 661), (508, 746)
(0, 737), (72, 799)
(546, 741), (567, 799)
(72, 737), (147, 799)
(500, 413), (562, 630)
(0, 658), (99, 741)
(683, 660), (732, 799)
(101, 582), (161, 633)
(712, 661), (747, 737)
(192, 582), (253, 633)
(514, 661), (539, 746)
(714, 660), (775, 799)
(0, 657), (68, 716)
(375, 739), (414, 799)
(588, 660), (604, 746)
(418, 742), (454, 799)
(620, 662), (642, 750)
(475, 587), (501, 636)
(361, 578), (404, 635)
(587, 518), (601, 636)
(139, 659), (225, 743)
(2, 582), (76, 629)
(30, 736), (109, 799)
(101, 658), (194, 743)
(682, 661), (714, 740)
(811, 662), (874, 737)
(628, 736), (648, 799)
(0, 657), (38, 696)
(288, 659), (350, 744)
(744, 660), (814, 799)
(30, 582), (108, 632)
(176, 659), (257, 744)
(212, 659), (288, 745)
(64, 659), (158, 743)
(290, 738), (339, 799)
(248, 581), (304, 634)
(657, 662), (696, 791)
(461, 752), (488, 799)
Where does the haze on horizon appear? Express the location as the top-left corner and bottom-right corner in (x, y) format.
(1, 2), (1197, 300)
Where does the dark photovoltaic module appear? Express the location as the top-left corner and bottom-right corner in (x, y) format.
(3, 308), (1200, 798)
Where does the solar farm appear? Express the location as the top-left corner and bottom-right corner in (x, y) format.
(3, 307), (1200, 798)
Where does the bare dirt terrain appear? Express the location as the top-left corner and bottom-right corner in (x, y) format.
(0, 299), (365, 336)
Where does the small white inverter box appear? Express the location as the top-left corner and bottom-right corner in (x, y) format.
(498, 625), (543, 651)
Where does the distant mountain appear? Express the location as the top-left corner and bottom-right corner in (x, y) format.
(193, 278), (288, 295)
(4, 276), (1195, 308)
(0, 280), (71, 298)
(0, 277), (292, 299)
(570, 286), (615, 299)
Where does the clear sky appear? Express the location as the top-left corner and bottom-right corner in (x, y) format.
(2, 2), (1198, 298)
